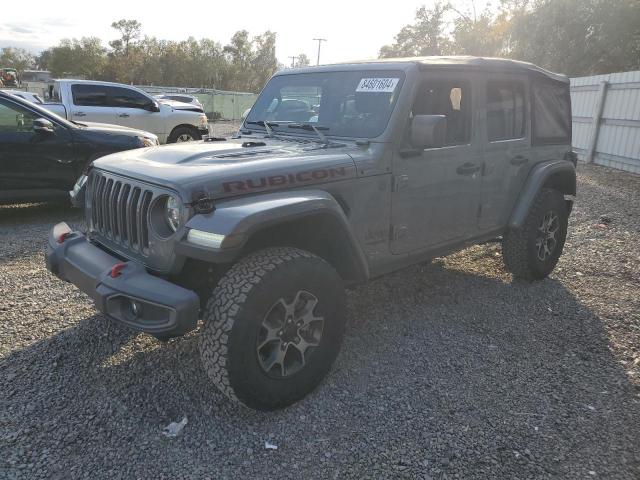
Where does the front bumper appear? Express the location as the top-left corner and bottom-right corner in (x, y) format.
(45, 222), (200, 338)
(198, 126), (210, 138)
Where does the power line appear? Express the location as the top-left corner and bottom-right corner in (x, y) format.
(288, 55), (298, 68)
(313, 38), (327, 66)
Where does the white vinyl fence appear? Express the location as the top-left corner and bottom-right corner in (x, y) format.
(571, 71), (640, 174)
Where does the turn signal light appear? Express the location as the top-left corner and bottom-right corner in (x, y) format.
(57, 232), (72, 244)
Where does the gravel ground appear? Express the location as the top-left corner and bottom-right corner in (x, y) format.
(1, 163), (639, 479)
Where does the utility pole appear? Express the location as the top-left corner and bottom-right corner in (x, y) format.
(288, 55), (298, 68)
(313, 38), (327, 65)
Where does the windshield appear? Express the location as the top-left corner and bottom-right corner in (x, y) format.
(246, 70), (404, 138)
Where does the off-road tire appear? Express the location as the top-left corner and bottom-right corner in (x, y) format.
(167, 126), (201, 143)
(199, 247), (346, 410)
(502, 187), (568, 280)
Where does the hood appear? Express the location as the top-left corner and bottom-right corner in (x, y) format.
(78, 121), (157, 140)
(92, 137), (358, 202)
(157, 99), (204, 113)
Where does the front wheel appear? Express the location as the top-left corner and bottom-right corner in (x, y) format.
(199, 247), (346, 410)
(167, 126), (201, 143)
(502, 187), (569, 280)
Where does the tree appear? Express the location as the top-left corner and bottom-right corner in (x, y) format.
(379, 2), (452, 58)
(109, 19), (142, 55)
(450, 4), (503, 56)
(379, 0), (640, 76)
(504, 0), (640, 76)
(251, 31), (279, 90)
(295, 54), (310, 68)
(0, 47), (35, 73)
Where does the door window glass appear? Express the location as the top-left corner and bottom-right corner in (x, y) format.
(412, 81), (471, 145)
(109, 87), (151, 109)
(72, 84), (109, 106)
(487, 81), (525, 141)
(0, 100), (36, 132)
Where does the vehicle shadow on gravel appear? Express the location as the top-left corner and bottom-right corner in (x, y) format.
(0, 202), (84, 261)
(0, 200), (81, 224)
(2, 257), (639, 477)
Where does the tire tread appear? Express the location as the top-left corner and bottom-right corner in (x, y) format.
(199, 247), (318, 406)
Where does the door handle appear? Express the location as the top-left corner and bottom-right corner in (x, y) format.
(510, 155), (529, 166)
(456, 163), (481, 175)
(118, 113), (130, 118)
(74, 112), (86, 117)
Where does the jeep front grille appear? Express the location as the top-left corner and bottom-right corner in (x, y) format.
(89, 171), (154, 255)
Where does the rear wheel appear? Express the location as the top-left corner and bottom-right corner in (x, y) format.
(199, 247), (346, 410)
(167, 126), (201, 143)
(502, 187), (569, 280)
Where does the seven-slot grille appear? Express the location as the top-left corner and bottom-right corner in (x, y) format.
(89, 171), (154, 255)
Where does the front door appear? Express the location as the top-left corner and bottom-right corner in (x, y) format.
(109, 86), (163, 137)
(70, 83), (118, 124)
(391, 74), (482, 254)
(0, 98), (75, 192)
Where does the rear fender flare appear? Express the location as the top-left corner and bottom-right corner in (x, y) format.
(508, 160), (576, 229)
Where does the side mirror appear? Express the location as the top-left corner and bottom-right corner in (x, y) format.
(33, 118), (55, 135)
(147, 101), (161, 112)
(410, 115), (447, 149)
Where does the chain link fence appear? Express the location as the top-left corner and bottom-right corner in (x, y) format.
(137, 85), (257, 122)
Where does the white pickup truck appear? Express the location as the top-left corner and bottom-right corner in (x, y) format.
(43, 80), (210, 144)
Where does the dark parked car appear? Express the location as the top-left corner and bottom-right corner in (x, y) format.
(0, 91), (158, 204)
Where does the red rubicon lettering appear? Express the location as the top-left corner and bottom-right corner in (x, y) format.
(268, 175), (287, 186)
(222, 181), (247, 193)
(296, 171), (311, 182)
(221, 167), (348, 193)
(312, 170), (328, 180)
(246, 178), (267, 189)
(329, 167), (346, 177)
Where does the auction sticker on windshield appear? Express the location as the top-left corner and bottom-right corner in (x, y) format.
(356, 78), (399, 93)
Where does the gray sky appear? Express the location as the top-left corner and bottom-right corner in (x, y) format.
(0, 0), (491, 65)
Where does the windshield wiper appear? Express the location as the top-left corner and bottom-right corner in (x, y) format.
(288, 123), (330, 145)
(246, 120), (280, 138)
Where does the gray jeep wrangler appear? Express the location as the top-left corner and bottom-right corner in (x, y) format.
(45, 57), (576, 410)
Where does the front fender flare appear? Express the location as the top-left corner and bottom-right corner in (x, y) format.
(508, 160), (576, 229)
(176, 189), (369, 281)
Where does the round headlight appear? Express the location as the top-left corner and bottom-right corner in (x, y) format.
(165, 196), (181, 232)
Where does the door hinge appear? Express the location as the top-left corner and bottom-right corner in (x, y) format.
(392, 175), (409, 192)
(391, 225), (408, 241)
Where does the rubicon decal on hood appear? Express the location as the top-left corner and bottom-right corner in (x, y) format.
(222, 167), (348, 193)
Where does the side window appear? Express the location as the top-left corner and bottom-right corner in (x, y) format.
(412, 81), (471, 145)
(72, 84), (109, 107)
(532, 79), (571, 145)
(109, 87), (151, 109)
(487, 81), (525, 141)
(0, 100), (36, 133)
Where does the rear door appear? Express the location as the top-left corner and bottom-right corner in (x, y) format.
(70, 84), (117, 124)
(390, 72), (482, 254)
(479, 74), (530, 230)
(108, 86), (163, 136)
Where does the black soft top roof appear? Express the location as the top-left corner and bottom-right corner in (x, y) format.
(279, 56), (569, 84)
